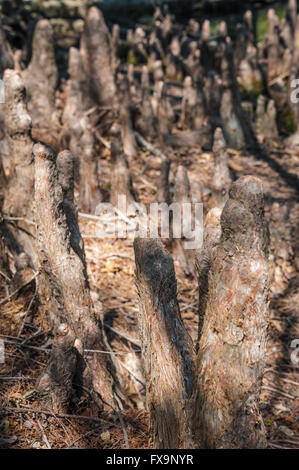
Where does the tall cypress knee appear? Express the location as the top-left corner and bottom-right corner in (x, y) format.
(134, 237), (195, 449)
(34, 143), (123, 412)
(196, 207), (222, 348)
(194, 176), (269, 448)
(23, 19), (59, 144)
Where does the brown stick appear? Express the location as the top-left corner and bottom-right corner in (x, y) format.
(134, 237), (195, 449)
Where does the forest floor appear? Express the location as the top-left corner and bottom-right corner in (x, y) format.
(0, 139), (298, 449)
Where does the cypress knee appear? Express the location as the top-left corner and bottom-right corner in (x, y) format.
(0, 19), (13, 78)
(194, 176), (269, 448)
(34, 143), (123, 412)
(62, 48), (103, 212)
(156, 158), (171, 205)
(117, 73), (137, 159)
(81, 6), (116, 108)
(23, 19), (59, 145)
(110, 135), (137, 209)
(172, 165), (195, 276)
(136, 66), (157, 140)
(210, 127), (232, 209)
(134, 237), (195, 449)
(195, 207), (222, 348)
(36, 323), (78, 414)
(2, 70), (36, 262)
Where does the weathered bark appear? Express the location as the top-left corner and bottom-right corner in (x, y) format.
(256, 95), (279, 144)
(23, 19), (59, 146)
(34, 143), (123, 412)
(80, 124), (104, 213)
(62, 47), (103, 212)
(157, 83), (175, 146)
(127, 63), (137, 101)
(184, 42), (201, 80)
(200, 20), (213, 71)
(266, 9), (281, 81)
(156, 158), (171, 204)
(220, 41), (257, 150)
(234, 24), (248, 70)
(61, 47), (92, 152)
(210, 127), (232, 209)
(193, 176), (269, 449)
(135, 66), (157, 140)
(204, 71), (221, 127)
(152, 61), (164, 84)
(0, 210), (12, 290)
(0, 152), (7, 208)
(187, 18), (200, 38)
(3, 70), (33, 214)
(165, 52), (184, 82)
(116, 73), (137, 159)
(195, 207), (222, 349)
(289, 15), (299, 129)
(172, 165), (195, 276)
(110, 135), (137, 209)
(0, 19), (14, 78)
(287, 0), (297, 39)
(111, 23), (120, 73)
(178, 76), (203, 130)
(269, 202), (294, 296)
(2, 70), (36, 261)
(80, 6), (116, 108)
(134, 237), (195, 449)
(36, 324), (78, 414)
(238, 42), (263, 97)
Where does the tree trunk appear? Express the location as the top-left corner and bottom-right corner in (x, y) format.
(193, 176), (269, 448)
(134, 237), (195, 449)
(34, 143), (124, 412)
